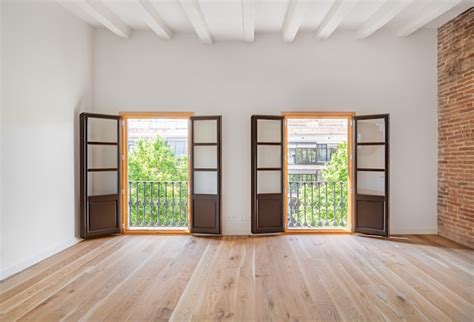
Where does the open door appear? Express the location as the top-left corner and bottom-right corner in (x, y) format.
(251, 115), (284, 234)
(80, 113), (122, 239)
(190, 116), (222, 235)
(354, 114), (389, 236)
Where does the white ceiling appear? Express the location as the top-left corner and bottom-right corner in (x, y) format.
(60, 0), (474, 43)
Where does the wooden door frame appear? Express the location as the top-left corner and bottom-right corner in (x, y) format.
(120, 111), (194, 234)
(281, 112), (355, 234)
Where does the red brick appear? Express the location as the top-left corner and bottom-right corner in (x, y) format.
(437, 8), (474, 249)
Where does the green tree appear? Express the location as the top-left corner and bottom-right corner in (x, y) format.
(128, 137), (188, 227)
(321, 141), (348, 183)
(128, 138), (187, 182)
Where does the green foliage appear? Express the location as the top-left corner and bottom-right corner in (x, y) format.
(322, 141), (348, 183)
(127, 137), (188, 227)
(289, 141), (348, 228)
(128, 137), (187, 182)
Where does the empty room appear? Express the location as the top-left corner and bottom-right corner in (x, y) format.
(1, 0), (473, 321)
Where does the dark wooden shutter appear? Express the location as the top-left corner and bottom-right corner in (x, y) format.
(80, 113), (122, 239)
(190, 116), (222, 235)
(251, 115), (284, 234)
(354, 114), (389, 237)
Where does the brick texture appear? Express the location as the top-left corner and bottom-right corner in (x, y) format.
(438, 8), (474, 248)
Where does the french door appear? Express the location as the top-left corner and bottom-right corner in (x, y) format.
(80, 113), (222, 238)
(80, 113), (122, 238)
(190, 116), (222, 235)
(354, 114), (389, 236)
(251, 115), (285, 234)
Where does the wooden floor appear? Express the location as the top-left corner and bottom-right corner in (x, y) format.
(1, 234), (473, 321)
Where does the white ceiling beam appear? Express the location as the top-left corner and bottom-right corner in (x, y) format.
(137, 0), (173, 40)
(398, 0), (463, 36)
(357, 0), (413, 39)
(242, 0), (256, 42)
(178, 0), (213, 44)
(282, 0), (306, 42)
(317, 0), (359, 39)
(74, 0), (131, 38)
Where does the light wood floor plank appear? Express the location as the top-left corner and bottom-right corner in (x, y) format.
(0, 234), (472, 321)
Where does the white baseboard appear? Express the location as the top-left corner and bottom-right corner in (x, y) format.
(390, 227), (438, 235)
(0, 237), (82, 281)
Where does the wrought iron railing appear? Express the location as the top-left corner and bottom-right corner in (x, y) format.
(128, 181), (188, 228)
(288, 181), (348, 228)
(128, 180), (347, 229)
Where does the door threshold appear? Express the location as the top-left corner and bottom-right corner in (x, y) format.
(124, 228), (190, 235)
(286, 228), (352, 234)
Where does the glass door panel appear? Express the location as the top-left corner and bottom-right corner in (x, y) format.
(257, 145), (281, 168)
(257, 119), (282, 143)
(194, 171), (218, 194)
(356, 118), (385, 143)
(193, 119), (217, 143)
(357, 171), (385, 196)
(193, 146), (218, 169)
(357, 145), (385, 169)
(257, 171), (281, 194)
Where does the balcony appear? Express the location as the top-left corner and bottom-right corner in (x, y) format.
(128, 180), (348, 230)
(128, 181), (188, 228)
(288, 181), (348, 229)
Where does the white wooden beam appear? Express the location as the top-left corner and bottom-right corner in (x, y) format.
(398, 0), (463, 36)
(357, 0), (413, 39)
(178, 0), (213, 44)
(74, 0), (131, 38)
(242, 0), (256, 42)
(317, 0), (359, 39)
(282, 0), (306, 42)
(137, 0), (173, 40)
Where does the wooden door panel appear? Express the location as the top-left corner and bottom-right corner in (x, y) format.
(88, 195), (118, 232)
(256, 194), (283, 233)
(192, 195), (219, 233)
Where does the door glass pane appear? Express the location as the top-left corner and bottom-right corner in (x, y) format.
(194, 120), (217, 143)
(194, 146), (217, 169)
(88, 145), (117, 169)
(257, 119), (281, 143)
(257, 170), (281, 193)
(194, 171), (217, 194)
(357, 118), (385, 143)
(88, 172), (117, 196)
(257, 145), (281, 168)
(357, 145), (385, 169)
(88, 118), (117, 142)
(357, 171), (385, 196)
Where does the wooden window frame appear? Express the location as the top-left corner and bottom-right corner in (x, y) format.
(282, 112), (355, 234)
(120, 112), (194, 235)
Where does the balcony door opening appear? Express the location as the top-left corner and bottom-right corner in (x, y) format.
(122, 113), (192, 232)
(284, 113), (353, 232)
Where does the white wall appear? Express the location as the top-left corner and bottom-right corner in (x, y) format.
(1, 1), (92, 279)
(0, 0), (4, 274)
(93, 30), (438, 235)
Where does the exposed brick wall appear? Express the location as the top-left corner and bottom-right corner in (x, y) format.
(438, 8), (474, 248)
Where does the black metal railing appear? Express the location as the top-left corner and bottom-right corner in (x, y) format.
(128, 181), (188, 228)
(288, 181), (348, 228)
